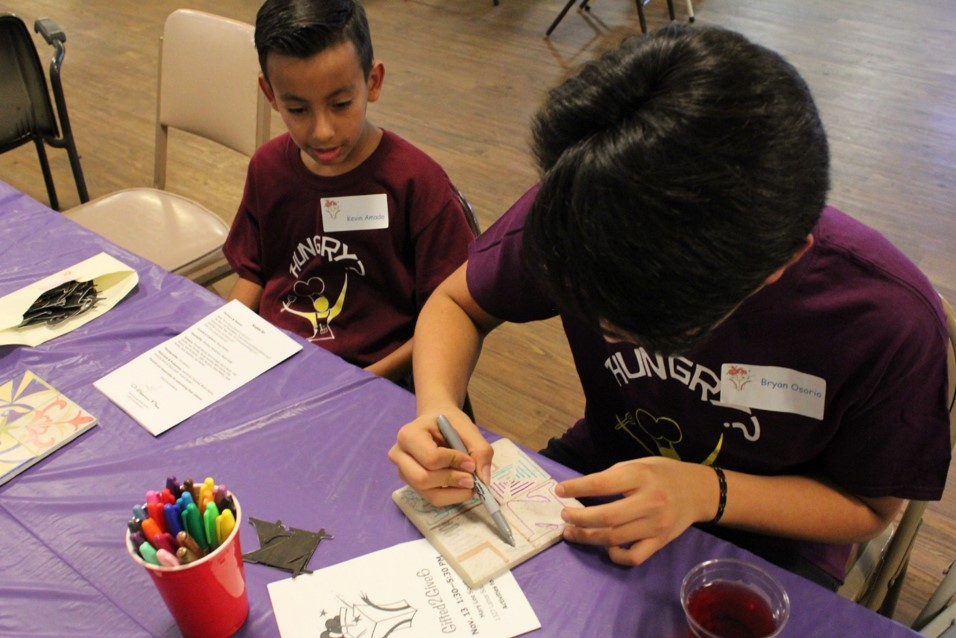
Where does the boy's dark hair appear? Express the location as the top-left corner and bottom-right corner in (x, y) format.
(524, 25), (830, 355)
(255, 0), (373, 80)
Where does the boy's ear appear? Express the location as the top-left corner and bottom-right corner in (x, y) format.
(366, 60), (385, 103)
(765, 234), (814, 285)
(258, 74), (278, 110)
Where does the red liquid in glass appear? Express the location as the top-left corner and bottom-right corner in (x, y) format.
(686, 581), (778, 638)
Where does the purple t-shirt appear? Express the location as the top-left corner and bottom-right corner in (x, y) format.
(467, 185), (951, 580)
(225, 131), (474, 368)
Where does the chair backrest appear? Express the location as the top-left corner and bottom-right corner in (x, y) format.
(0, 13), (58, 151)
(842, 292), (956, 615)
(153, 9), (270, 188)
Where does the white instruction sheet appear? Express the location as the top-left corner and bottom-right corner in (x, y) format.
(94, 300), (301, 435)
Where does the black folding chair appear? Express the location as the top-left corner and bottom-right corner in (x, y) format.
(546, 0), (680, 38)
(0, 13), (89, 210)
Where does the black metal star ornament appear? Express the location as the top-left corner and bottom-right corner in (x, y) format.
(241, 517), (332, 577)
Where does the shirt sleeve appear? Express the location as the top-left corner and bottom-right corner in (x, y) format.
(408, 177), (475, 310)
(466, 185), (559, 323)
(223, 157), (265, 286)
(821, 299), (951, 500)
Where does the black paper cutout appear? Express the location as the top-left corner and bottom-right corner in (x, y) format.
(242, 517), (332, 577)
(19, 279), (101, 327)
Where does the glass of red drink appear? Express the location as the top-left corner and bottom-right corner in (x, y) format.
(680, 558), (790, 638)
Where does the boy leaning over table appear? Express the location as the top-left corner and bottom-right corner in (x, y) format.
(388, 25), (951, 590)
(224, 0), (474, 388)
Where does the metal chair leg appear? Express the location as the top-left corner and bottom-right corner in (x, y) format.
(686, 0), (695, 22)
(33, 138), (60, 211)
(545, 0), (579, 37)
(64, 140), (89, 204)
(635, 0), (648, 33)
(549, 0), (684, 38)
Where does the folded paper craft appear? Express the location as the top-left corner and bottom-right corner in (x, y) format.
(0, 252), (138, 347)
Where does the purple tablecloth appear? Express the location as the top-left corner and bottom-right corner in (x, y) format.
(0, 180), (921, 636)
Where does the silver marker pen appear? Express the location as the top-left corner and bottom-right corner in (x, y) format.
(437, 414), (516, 547)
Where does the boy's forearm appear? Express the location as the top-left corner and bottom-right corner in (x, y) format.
(719, 470), (902, 544)
(364, 340), (412, 381)
(227, 277), (263, 312)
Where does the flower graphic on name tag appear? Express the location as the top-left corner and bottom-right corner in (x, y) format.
(726, 365), (752, 390)
(323, 199), (341, 219)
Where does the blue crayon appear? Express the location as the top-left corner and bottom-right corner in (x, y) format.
(177, 491), (195, 509)
(163, 503), (184, 537)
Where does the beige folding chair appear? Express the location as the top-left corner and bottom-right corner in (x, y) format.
(64, 9), (270, 287)
(915, 556), (956, 635)
(838, 293), (956, 617)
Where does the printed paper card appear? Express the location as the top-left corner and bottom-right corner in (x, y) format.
(268, 538), (541, 638)
(0, 371), (96, 485)
(392, 438), (581, 589)
(94, 300), (302, 436)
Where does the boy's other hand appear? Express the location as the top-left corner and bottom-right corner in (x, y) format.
(555, 457), (716, 567)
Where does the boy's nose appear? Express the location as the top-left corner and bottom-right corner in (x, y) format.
(310, 113), (335, 143)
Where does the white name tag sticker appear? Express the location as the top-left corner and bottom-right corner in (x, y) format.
(720, 364), (826, 420)
(321, 194), (389, 232)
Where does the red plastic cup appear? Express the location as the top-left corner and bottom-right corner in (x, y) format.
(127, 494), (248, 637)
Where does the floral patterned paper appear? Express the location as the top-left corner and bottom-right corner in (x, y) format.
(0, 371), (96, 485)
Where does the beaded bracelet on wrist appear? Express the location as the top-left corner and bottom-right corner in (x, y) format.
(709, 466), (727, 525)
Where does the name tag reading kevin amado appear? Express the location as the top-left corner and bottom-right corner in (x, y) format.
(321, 194), (389, 232)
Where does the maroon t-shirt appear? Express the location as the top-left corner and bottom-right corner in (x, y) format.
(225, 131), (473, 367)
(467, 185), (950, 580)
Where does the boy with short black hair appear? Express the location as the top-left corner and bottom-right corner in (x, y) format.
(225, 0), (474, 383)
(389, 25), (951, 590)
